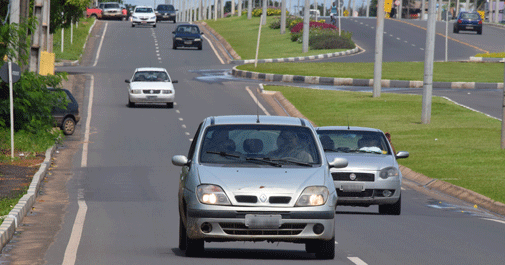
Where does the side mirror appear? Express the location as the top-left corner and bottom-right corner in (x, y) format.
(329, 157), (348, 168)
(172, 31), (176, 34)
(201, 32), (204, 34)
(125, 79), (130, 83)
(172, 155), (188, 166)
(395, 151), (409, 159)
(172, 80), (178, 84)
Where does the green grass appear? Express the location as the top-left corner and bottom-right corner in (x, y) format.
(0, 129), (58, 162)
(475, 52), (505, 58)
(54, 17), (96, 61)
(237, 61), (505, 83)
(204, 16), (347, 60)
(0, 189), (27, 225)
(264, 85), (505, 204)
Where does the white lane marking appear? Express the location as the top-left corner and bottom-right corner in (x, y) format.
(412, 44), (416, 46)
(176, 110), (180, 113)
(348, 257), (368, 265)
(404, 40), (408, 43)
(182, 124), (186, 128)
(203, 34), (224, 64)
(63, 74), (94, 264)
(389, 34), (393, 37)
(420, 48), (424, 50)
(401, 187), (406, 190)
(245, 86), (270, 116)
(179, 117), (183, 121)
(481, 218), (505, 224)
(397, 37), (401, 40)
(92, 23), (108, 67)
(185, 132), (190, 135)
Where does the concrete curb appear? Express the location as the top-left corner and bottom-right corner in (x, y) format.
(196, 21), (241, 61)
(234, 66), (504, 89)
(259, 87), (505, 217)
(469, 57), (505, 63)
(0, 145), (56, 249)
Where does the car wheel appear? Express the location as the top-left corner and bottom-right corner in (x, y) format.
(173, 19), (176, 23)
(128, 99), (135, 108)
(131, 24), (135, 27)
(198, 44), (202, 50)
(61, 117), (76, 135)
(314, 237), (335, 260)
(184, 213), (204, 257)
(477, 29), (482, 35)
(453, 27), (458, 33)
(179, 216), (186, 251)
(167, 102), (174, 108)
(172, 44), (177, 50)
(153, 24), (156, 28)
(379, 195), (401, 215)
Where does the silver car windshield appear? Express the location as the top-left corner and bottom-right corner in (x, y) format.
(133, 71), (170, 82)
(199, 125), (321, 166)
(317, 130), (391, 155)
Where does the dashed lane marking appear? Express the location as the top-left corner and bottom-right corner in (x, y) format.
(348, 257), (368, 265)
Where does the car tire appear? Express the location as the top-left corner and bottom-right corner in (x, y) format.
(379, 195), (401, 215)
(179, 216), (186, 251)
(198, 44), (202, 50)
(172, 44), (177, 50)
(132, 24), (135, 27)
(173, 19), (176, 23)
(61, 117), (76, 135)
(477, 29), (482, 35)
(167, 102), (174, 108)
(184, 214), (204, 257)
(453, 27), (458, 33)
(128, 99), (135, 108)
(153, 24), (156, 28)
(314, 236), (335, 260)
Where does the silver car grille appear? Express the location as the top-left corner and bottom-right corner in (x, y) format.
(235, 195), (291, 204)
(219, 223), (306, 235)
(143, 90), (160, 94)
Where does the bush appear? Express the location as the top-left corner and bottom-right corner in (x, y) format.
(243, 7), (286, 17)
(309, 29), (355, 50)
(291, 21), (337, 33)
(269, 17), (281, 29)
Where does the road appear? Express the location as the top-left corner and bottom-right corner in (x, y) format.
(1, 19), (504, 265)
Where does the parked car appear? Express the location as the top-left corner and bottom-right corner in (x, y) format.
(86, 6), (102, 19)
(172, 24), (203, 50)
(453, 11), (482, 34)
(125, 67), (178, 108)
(131, 6), (157, 27)
(315, 126), (409, 215)
(49, 88), (80, 135)
(172, 115), (348, 258)
(100, 2), (126, 20)
(155, 4), (177, 23)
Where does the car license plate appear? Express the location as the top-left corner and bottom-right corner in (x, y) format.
(146, 95), (157, 100)
(340, 183), (364, 192)
(141, 21), (147, 24)
(163, 15), (169, 18)
(245, 214), (281, 229)
(184, 40), (192, 45)
(466, 26), (473, 29)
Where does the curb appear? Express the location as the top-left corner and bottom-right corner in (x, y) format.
(0, 145), (56, 249)
(233, 66), (504, 89)
(469, 57), (505, 63)
(259, 86), (505, 217)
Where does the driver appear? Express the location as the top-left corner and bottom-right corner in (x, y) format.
(274, 131), (313, 162)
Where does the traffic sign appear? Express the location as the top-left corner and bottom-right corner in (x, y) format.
(395, 0), (400, 5)
(0, 62), (21, 83)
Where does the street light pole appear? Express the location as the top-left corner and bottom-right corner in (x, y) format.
(302, 0), (309, 53)
(373, 0), (385, 97)
(422, 0), (437, 124)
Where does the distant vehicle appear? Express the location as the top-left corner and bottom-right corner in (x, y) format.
(316, 126), (409, 215)
(125, 67), (178, 108)
(172, 24), (203, 50)
(100, 2), (126, 20)
(172, 115), (348, 258)
(453, 11), (482, 34)
(49, 88), (80, 135)
(86, 6), (102, 19)
(131, 6), (157, 27)
(155, 4), (177, 23)
(310, 9), (320, 20)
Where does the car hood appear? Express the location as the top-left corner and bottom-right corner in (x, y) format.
(325, 153), (396, 171)
(130, 82), (174, 90)
(197, 166), (327, 195)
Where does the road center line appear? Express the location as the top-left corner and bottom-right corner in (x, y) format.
(348, 257), (368, 265)
(92, 23), (108, 67)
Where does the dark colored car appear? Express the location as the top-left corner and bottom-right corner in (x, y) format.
(155, 4), (177, 22)
(453, 11), (482, 34)
(172, 24), (203, 50)
(49, 88), (80, 135)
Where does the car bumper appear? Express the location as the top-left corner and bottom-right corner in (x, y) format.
(129, 93), (174, 103)
(334, 178), (401, 206)
(174, 39), (202, 47)
(185, 206), (335, 242)
(156, 14), (176, 20)
(455, 24), (482, 31)
(132, 19), (156, 25)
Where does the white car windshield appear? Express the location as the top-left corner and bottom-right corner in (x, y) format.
(133, 71), (170, 82)
(135, 7), (154, 13)
(199, 125), (321, 166)
(317, 130), (391, 155)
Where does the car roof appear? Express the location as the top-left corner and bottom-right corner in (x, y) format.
(135, 6), (153, 9)
(315, 126), (383, 133)
(177, 24), (199, 27)
(204, 115), (314, 127)
(135, 67), (167, 72)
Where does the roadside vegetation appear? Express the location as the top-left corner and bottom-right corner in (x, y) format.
(54, 17), (95, 61)
(264, 85), (505, 204)
(237, 61), (505, 83)
(474, 52), (505, 58)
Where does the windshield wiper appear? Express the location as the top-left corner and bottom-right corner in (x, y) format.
(268, 158), (313, 167)
(245, 157), (283, 167)
(206, 151), (241, 159)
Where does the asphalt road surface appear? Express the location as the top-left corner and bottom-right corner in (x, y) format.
(1, 20), (504, 265)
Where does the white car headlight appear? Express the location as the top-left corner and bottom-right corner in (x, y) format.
(132, 16), (138, 19)
(130, 89), (141, 94)
(379, 167), (399, 179)
(196, 184), (231, 205)
(162, 90), (173, 94)
(295, 186), (329, 206)
(175, 37), (183, 41)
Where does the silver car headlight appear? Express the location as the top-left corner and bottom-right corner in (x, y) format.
(194, 38), (202, 42)
(196, 184), (231, 205)
(132, 16), (138, 19)
(150, 16), (156, 19)
(295, 186), (329, 206)
(379, 167), (399, 179)
(130, 89), (141, 94)
(162, 90), (173, 94)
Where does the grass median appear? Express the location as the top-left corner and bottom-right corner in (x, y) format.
(204, 15), (347, 60)
(238, 61), (505, 83)
(264, 85), (505, 204)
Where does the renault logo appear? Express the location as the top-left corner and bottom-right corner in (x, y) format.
(349, 173), (357, 181)
(259, 194), (267, 202)
(150, 90), (154, 94)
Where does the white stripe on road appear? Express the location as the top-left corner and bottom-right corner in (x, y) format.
(93, 23), (108, 67)
(348, 257), (368, 265)
(63, 75), (95, 264)
(203, 34), (224, 64)
(245, 86), (270, 116)
(481, 218), (505, 225)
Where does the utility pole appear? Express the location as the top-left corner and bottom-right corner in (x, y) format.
(445, 0), (450, 62)
(366, 0), (370, 17)
(422, 0), (437, 124)
(398, 0), (402, 19)
(248, 0), (252, 18)
(421, 0), (425, 20)
(262, 0), (267, 24)
(502, 62), (505, 149)
(437, 0), (442, 20)
(238, 0), (242, 16)
(232, 0), (235, 15)
(281, 0), (286, 34)
(29, 0), (45, 73)
(302, 0), (309, 53)
(373, 0), (385, 97)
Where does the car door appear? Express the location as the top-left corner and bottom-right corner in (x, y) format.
(179, 122), (203, 218)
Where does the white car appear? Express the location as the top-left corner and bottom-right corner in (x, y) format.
(125, 67), (178, 108)
(131, 6), (156, 27)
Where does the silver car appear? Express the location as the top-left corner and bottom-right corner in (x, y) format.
(172, 115), (348, 259)
(316, 126), (409, 215)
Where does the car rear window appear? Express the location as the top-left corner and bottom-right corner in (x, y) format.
(104, 4), (119, 8)
(461, 13), (480, 20)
